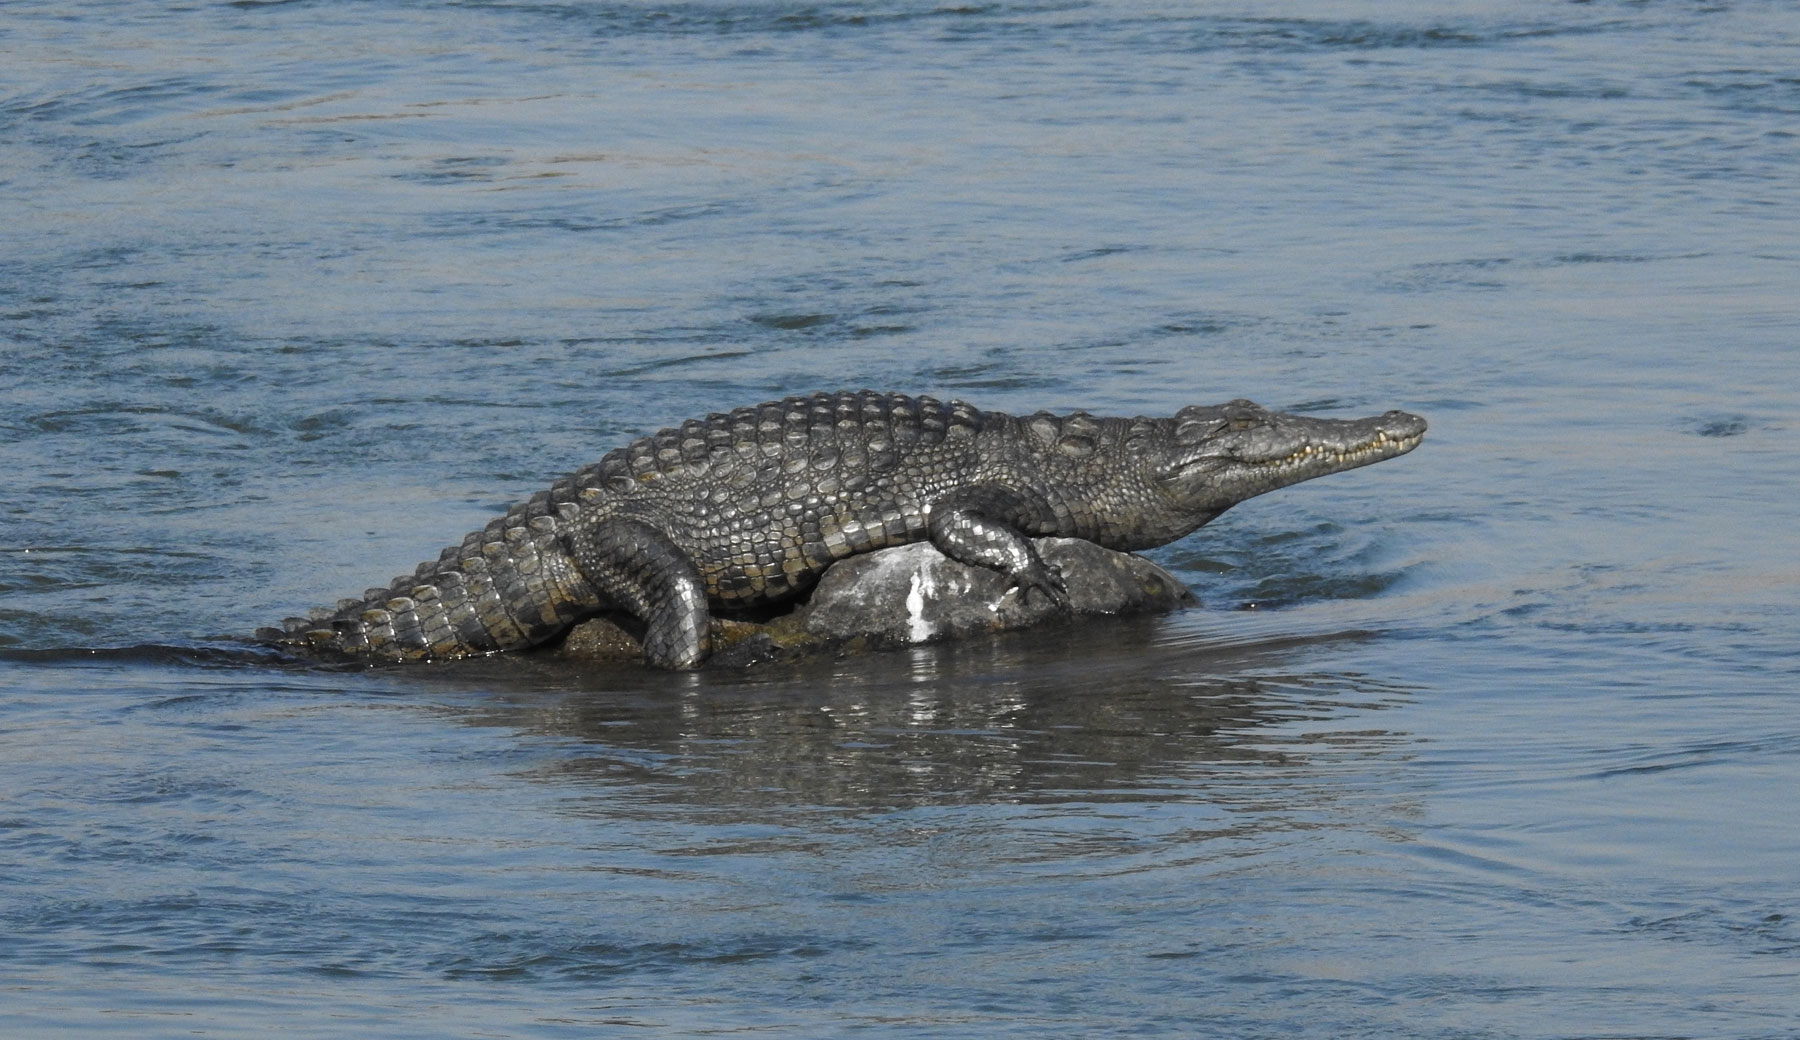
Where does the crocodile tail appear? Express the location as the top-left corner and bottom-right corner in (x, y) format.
(258, 489), (603, 662)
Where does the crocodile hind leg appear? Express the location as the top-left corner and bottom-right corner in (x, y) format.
(566, 517), (711, 669)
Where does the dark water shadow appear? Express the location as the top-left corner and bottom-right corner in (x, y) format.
(0, 641), (293, 671)
(418, 615), (1417, 815)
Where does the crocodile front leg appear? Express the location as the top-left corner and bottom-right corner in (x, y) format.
(566, 517), (712, 669)
(926, 485), (1071, 607)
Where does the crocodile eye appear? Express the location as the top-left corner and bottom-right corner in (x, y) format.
(1176, 419), (1223, 444)
(1230, 417), (1257, 431)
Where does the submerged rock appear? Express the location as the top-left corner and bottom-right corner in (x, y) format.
(555, 538), (1194, 667)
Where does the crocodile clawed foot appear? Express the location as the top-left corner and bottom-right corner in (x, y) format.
(1015, 561), (1070, 611)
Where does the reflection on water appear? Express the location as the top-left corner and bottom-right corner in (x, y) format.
(445, 616), (1417, 826)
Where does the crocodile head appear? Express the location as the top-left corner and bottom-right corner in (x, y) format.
(1136, 398), (1426, 541)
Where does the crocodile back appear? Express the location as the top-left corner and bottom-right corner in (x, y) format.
(262, 391), (993, 659)
(575, 390), (991, 603)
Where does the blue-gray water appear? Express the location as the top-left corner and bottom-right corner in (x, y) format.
(4, 1), (1798, 1036)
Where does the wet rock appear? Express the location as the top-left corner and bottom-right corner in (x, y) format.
(800, 538), (1193, 645)
(554, 538), (1194, 667)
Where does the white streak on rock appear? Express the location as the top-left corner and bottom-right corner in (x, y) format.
(906, 569), (934, 643)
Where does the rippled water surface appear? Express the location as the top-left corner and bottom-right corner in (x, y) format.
(4, 1), (1798, 1036)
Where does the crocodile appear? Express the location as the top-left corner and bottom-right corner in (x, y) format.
(260, 390), (1425, 668)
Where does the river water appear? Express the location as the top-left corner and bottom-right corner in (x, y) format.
(4, 1), (1798, 1036)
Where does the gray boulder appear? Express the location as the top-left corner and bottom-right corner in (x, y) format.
(556, 537), (1194, 667)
